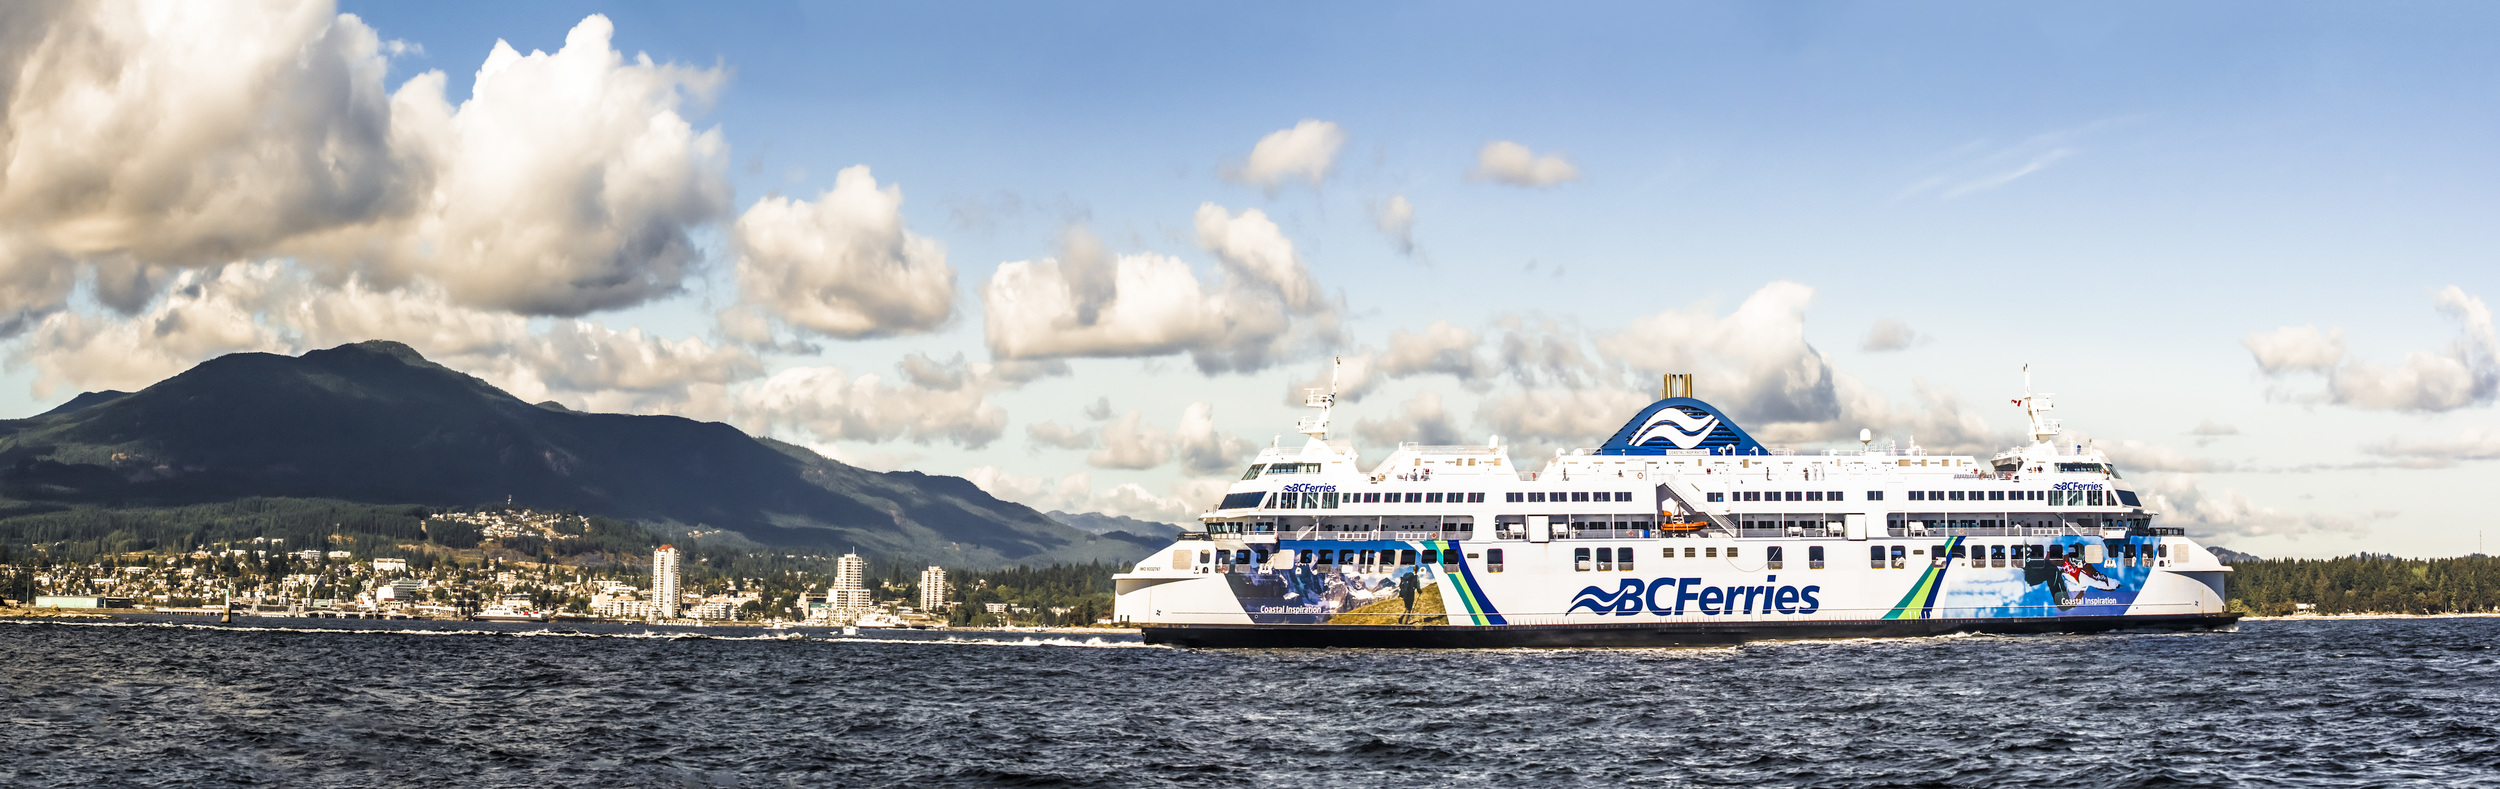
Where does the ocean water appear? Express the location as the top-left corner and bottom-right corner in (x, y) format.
(2, 615), (2496, 788)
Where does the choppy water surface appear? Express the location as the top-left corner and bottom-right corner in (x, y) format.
(3, 615), (2496, 788)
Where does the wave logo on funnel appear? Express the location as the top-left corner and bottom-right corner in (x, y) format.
(1628, 409), (1720, 449)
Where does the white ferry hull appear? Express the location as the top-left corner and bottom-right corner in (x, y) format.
(1117, 371), (2241, 649)
(1142, 612), (2239, 648)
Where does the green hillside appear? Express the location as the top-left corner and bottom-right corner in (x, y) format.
(0, 342), (1157, 568)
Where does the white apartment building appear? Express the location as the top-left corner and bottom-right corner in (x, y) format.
(829, 553), (872, 611)
(919, 566), (947, 612)
(653, 545), (682, 619)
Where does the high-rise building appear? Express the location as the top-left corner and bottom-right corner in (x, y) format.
(830, 552), (872, 611)
(919, 566), (947, 612)
(652, 545), (681, 619)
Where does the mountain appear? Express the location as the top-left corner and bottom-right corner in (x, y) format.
(2208, 546), (2262, 564)
(0, 341), (1158, 567)
(1047, 510), (1184, 539)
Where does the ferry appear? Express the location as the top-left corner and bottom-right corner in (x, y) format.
(1114, 367), (2239, 648)
(469, 595), (547, 623)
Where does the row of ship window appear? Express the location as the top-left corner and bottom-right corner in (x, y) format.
(1706, 491), (1857, 502)
(1572, 541), (2175, 572)
(1244, 491), (1496, 510)
(1190, 540), (2173, 575)
(1221, 487), (2137, 511)
(1220, 490), (1635, 510)
(1701, 489), (2140, 507)
(1859, 542), (2172, 569)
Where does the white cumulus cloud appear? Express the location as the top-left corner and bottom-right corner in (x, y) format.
(1227, 120), (1344, 190)
(1024, 420), (1097, 451)
(732, 358), (1013, 450)
(981, 205), (1335, 373)
(2244, 287), (2498, 412)
(1373, 195), (1415, 255)
(1469, 140), (1579, 187)
(730, 165), (955, 340)
(0, 5), (733, 324)
(1082, 403), (1252, 475)
(1861, 319), (1924, 352)
(1598, 282), (1840, 424)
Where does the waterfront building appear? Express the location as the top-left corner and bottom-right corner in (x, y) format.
(919, 566), (947, 612)
(830, 553), (872, 611)
(653, 545), (682, 619)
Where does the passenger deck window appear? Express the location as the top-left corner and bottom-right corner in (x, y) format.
(1594, 547), (1614, 572)
(1488, 548), (1505, 573)
(1988, 490), (2005, 501)
(1506, 492), (1524, 503)
(1869, 546), (1886, 569)
(1240, 464), (1266, 480)
(1708, 492), (1726, 502)
(1908, 491), (1925, 501)
(1706, 547), (1718, 558)
(1617, 547), (1634, 572)
(1469, 492), (1487, 503)
(1808, 545), (1825, 569)
(1866, 491), (1883, 501)
(1574, 547), (1592, 572)
(1767, 546), (1784, 570)
(1806, 491), (1824, 502)
(1685, 547), (1698, 558)
(1528, 492), (1547, 502)
(1890, 546), (1906, 569)
(1572, 491), (1591, 502)
(1990, 546), (2007, 568)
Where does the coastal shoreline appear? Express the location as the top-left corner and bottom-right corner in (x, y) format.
(2238, 611), (2500, 621)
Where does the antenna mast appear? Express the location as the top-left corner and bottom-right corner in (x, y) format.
(1297, 357), (1340, 439)
(2018, 364), (2061, 446)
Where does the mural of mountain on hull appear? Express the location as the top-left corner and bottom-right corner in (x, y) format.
(0, 341), (1144, 567)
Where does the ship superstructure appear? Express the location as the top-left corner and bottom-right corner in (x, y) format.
(1114, 367), (2238, 647)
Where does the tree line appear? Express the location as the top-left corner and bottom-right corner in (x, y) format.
(2226, 555), (2500, 616)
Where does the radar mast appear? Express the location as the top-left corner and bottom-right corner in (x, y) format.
(1297, 357), (1340, 439)
(2018, 364), (2061, 447)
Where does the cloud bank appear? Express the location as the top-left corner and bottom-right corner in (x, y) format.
(2245, 287), (2497, 412)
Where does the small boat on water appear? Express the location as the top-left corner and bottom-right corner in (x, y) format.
(853, 611), (905, 629)
(469, 595), (548, 623)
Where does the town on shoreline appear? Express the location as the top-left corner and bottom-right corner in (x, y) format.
(1, 507), (1121, 629)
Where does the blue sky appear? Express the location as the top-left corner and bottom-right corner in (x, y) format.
(3, 2), (2495, 557)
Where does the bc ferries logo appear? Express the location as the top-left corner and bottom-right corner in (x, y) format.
(1567, 578), (1823, 616)
(1627, 409), (1721, 449)
(2051, 482), (2105, 491)
(1281, 483), (1337, 493)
